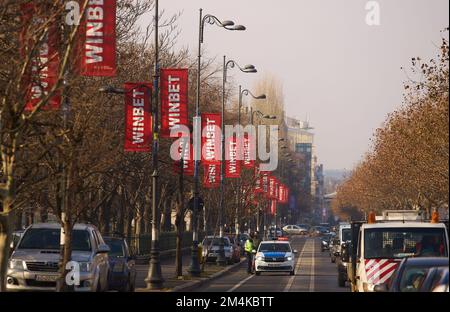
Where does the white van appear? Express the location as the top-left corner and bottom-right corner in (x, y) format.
(347, 211), (449, 292)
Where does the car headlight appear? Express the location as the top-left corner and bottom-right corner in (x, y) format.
(9, 259), (24, 270)
(256, 256), (264, 261)
(79, 262), (92, 273)
(113, 262), (125, 273)
(285, 256), (293, 261)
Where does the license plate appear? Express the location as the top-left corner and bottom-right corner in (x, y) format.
(35, 275), (59, 282)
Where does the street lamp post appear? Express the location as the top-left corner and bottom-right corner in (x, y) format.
(144, 0), (164, 290)
(235, 87), (266, 237)
(218, 57), (257, 266)
(190, 10), (246, 276)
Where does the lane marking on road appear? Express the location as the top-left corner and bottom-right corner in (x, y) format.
(309, 239), (316, 292)
(283, 238), (308, 292)
(226, 274), (254, 292)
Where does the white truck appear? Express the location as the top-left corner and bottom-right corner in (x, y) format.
(343, 210), (449, 292)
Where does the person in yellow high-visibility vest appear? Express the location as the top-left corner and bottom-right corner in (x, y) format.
(244, 234), (255, 274)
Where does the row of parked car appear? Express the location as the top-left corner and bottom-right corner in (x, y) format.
(201, 234), (250, 264)
(7, 223), (136, 292)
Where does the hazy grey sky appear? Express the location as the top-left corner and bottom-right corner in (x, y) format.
(145, 0), (449, 170)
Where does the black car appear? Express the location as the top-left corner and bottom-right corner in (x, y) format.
(374, 257), (449, 292)
(104, 236), (137, 292)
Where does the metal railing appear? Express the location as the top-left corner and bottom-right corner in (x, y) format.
(126, 232), (205, 256)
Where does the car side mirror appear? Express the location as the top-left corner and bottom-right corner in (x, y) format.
(252, 249), (257, 254)
(97, 244), (110, 254)
(374, 284), (388, 292)
(293, 250), (298, 254)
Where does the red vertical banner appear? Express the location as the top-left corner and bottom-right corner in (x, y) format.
(203, 164), (220, 188)
(284, 188), (290, 204)
(79, 0), (117, 77)
(173, 136), (194, 176)
(124, 83), (152, 152)
(160, 68), (189, 138)
(278, 184), (286, 203)
(268, 176), (278, 199)
(21, 4), (61, 111)
(270, 200), (277, 216)
(225, 136), (241, 178)
(201, 113), (221, 165)
(243, 134), (255, 168)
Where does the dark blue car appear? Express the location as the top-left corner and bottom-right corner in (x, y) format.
(104, 236), (137, 292)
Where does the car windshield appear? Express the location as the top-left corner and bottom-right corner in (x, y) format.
(400, 266), (431, 292)
(364, 228), (447, 259)
(342, 229), (351, 242)
(203, 238), (230, 247)
(18, 228), (91, 251)
(104, 238), (125, 257)
(259, 243), (291, 252)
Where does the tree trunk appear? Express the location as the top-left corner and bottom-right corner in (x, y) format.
(0, 208), (14, 292)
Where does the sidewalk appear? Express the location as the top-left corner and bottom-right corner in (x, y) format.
(135, 253), (245, 292)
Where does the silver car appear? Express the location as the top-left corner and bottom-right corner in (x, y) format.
(7, 223), (110, 292)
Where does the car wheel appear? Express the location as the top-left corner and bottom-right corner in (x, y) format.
(255, 271), (261, 276)
(290, 270), (295, 276)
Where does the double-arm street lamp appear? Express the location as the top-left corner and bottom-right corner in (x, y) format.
(234, 87), (266, 237)
(190, 10), (246, 276)
(217, 57), (258, 265)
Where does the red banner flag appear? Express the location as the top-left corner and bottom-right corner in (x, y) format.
(160, 68), (189, 138)
(254, 167), (263, 194)
(22, 4), (61, 111)
(278, 184), (286, 203)
(124, 83), (152, 152)
(79, 0), (117, 77)
(243, 134), (255, 168)
(268, 176), (278, 199)
(201, 113), (221, 165)
(270, 199), (277, 216)
(225, 136), (241, 178)
(203, 164), (220, 188)
(173, 136), (194, 176)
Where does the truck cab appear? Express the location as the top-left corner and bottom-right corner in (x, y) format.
(346, 210), (449, 292)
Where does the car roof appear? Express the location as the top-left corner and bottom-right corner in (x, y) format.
(362, 222), (447, 229)
(28, 222), (96, 231)
(404, 257), (449, 266)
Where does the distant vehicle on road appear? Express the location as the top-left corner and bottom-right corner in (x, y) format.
(282, 225), (307, 235)
(7, 223), (110, 292)
(310, 226), (330, 236)
(268, 226), (284, 239)
(374, 257), (449, 292)
(321, 232), (336, 252)
(254, 240), (298, 276)
(103, 236), (136, 292)
(334, 223), (351, 286)
(201, 236), (234, 264)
